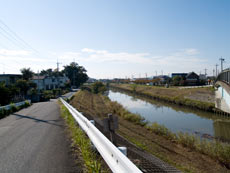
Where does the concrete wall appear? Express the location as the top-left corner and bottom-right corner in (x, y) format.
(216, 86), (230, 113)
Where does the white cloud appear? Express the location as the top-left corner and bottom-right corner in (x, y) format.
(0, 49), (31, 56)
(62, 48), (204, 66)
(184, 48), (199, 55)
(0, 47), (211, 78)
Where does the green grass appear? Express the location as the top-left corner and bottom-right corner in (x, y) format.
(59, 102), (108, 173)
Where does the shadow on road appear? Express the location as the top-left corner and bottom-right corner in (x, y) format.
(12, 113), (64, 127)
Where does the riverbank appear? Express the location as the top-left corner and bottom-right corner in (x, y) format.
(110, 84), (216, 112)
(70, 90), (229, 173)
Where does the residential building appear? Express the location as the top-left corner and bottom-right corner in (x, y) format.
(32, 75), (69, 90)
(185, 72), (199, 85)
(0, 74), (22, 85)
(171, 73), (188, 79)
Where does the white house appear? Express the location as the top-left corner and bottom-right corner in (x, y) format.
(32, 76), (69, 90)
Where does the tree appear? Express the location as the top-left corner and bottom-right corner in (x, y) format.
(63, 62), (88, 88)
(16, 80), (30, 96)
(20, 68), (34, 81)
(0, 83), (11, 105)
(172, 76), (186, 86)
(40, 69), (53, 76)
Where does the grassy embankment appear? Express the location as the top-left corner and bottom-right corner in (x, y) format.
(110, 83), (215, 112)
(59, 102), (108, 173)
(70, 90), (230, 173)
(0, 101), (31, 119)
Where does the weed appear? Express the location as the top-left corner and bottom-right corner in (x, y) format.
(59, 102), (106, 173)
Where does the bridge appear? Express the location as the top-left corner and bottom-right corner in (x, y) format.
(215, 69), (230, 113)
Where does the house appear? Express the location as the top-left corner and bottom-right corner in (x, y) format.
(171, 73), (188, 79)
(0, 74), (22, 85)
(157, 75), (170, 83)
(32, 75), (69, 90)
(185, 72), (199, 85)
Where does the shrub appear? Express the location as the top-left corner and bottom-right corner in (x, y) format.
(80, 86), (92, 92)
(10, 103), (18, 112)
(92, 82), (106, 94)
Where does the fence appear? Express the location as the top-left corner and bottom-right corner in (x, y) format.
(60, 98), (142, 173)
(216, 69), (230, 85)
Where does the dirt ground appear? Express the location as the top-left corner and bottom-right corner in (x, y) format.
(70, 90), (229, 173)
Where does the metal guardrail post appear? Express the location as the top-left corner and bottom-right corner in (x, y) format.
(60, 98), (142, 173)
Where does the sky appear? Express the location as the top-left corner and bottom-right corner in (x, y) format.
(0, 0), (229, 79)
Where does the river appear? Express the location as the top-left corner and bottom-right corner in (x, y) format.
(108, 90), (230, 142)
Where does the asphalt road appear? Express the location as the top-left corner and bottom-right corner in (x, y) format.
(62, 92), (76, 99)
(0, 99), (78, 173)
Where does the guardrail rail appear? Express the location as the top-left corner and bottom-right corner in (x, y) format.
(60, 98), (142, 173)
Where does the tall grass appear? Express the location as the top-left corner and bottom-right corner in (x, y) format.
(109, 101), (147, 126)
(146, 122), (230, 168)
(59, 102), (106, 173)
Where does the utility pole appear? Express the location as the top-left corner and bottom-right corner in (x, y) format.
(56, 59), (62, 90)
(219, 57), (225, 72)
(161, 70), (163, 76)
(204, 68), (207, 76)
(145, 73), (147, 79)
(215, 64), (218, 77)
(155, 71), (157, 76)
(213, 69), (215, 77)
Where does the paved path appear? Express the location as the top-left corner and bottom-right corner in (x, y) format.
(62, 92), (76, 99)
(0, 100), (78, 173)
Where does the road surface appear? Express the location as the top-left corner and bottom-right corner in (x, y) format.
(0, 99), (78, 173)
(62, 91), (76, 99)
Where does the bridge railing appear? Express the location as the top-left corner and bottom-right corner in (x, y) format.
(216, 69), (230, 85)
(60, 98), (142, 173)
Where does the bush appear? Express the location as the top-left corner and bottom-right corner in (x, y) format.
(10, 103), (18, 112)
(80, 85), (92, 92)
(92, 82), (106, 94)
(0, 101), (31, 119)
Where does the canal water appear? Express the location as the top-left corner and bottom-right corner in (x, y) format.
(108, 90), (230, 141)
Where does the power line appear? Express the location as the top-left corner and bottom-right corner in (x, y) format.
(0, 19), (41, 54)
(0, 25), (28, 50)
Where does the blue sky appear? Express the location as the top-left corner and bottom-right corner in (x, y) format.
(0, 0), (229, 78)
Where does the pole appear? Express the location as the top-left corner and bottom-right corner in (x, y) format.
(204, 68), (207, 76)
(215, 64), (218, 77)
(219, 57), (225, 72)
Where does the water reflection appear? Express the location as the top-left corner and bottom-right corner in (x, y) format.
(108, 90), (230, 141)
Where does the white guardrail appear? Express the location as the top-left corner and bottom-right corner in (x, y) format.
(60, 98), (142, 173)
(0, 100), (31, 111)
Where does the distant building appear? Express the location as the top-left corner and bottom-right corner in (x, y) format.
(185, 72), (199, 85)
(32, 76), (69, 90)
(157, 75), (170, 83)
(171, 73), (188, 79)
(0, 74), (22, 85)
(87, 78), (97, 83)
(199, 74), (207, 80)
